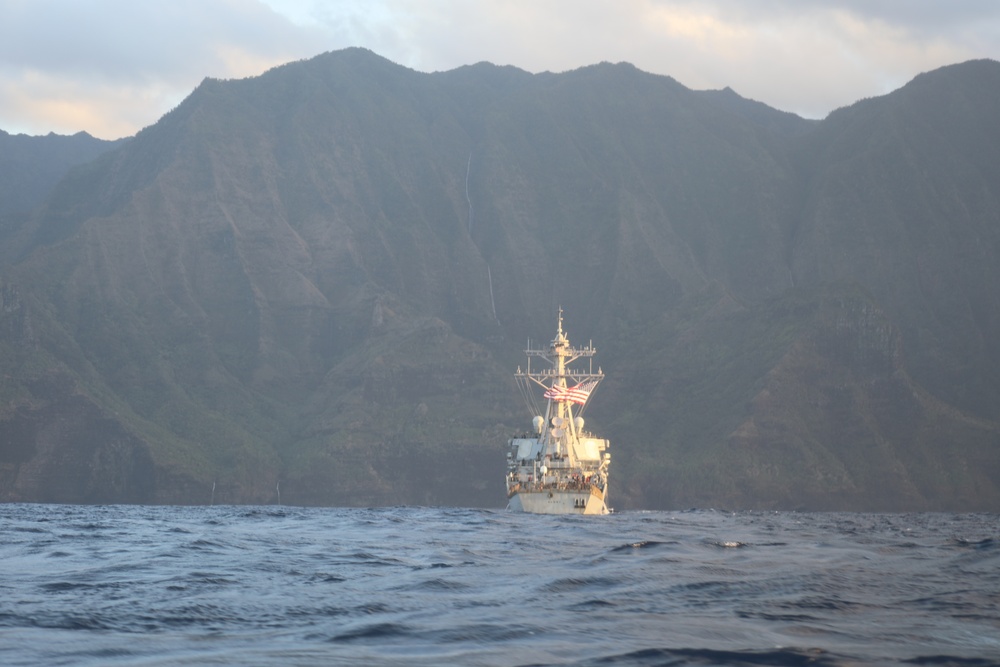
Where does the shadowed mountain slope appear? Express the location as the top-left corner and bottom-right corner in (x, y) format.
(0, 130), (124, 260)
(1, 50), (998, 509)
(0, 130), (124, 216)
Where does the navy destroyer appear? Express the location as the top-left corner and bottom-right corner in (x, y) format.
(506, 311), (610, 514)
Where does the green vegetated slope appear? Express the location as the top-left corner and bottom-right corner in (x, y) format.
(1, 49), (998, 509)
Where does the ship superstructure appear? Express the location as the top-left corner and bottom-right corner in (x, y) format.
(506, 311), (610, 514)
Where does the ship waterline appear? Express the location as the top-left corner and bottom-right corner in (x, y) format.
(505, 311), (611, 515)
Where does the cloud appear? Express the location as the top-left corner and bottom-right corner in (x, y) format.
(0, 0), (328, 137)
(629, 1), (978, 117)
(1, 0), (998, 137)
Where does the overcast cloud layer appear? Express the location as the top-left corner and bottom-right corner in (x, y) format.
(1, 0), (999, 139)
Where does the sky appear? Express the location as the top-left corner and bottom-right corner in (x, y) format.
(1, 0), (999, 140)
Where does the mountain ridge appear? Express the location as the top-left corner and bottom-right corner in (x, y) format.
(1, 50), (998, 509)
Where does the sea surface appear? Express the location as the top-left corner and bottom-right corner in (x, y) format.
(0, 505), (997, 666)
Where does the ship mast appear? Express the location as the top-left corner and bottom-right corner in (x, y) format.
(553, 309), (569, 425)
(515, 308), (603, 457)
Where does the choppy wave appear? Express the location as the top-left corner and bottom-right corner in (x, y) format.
(1, 505), (997, 666)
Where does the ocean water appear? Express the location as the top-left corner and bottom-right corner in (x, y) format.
(0, 505), (997, 666)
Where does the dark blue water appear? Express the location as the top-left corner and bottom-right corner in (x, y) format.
(1, 505), (997, 666)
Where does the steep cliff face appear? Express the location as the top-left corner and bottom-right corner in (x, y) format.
(789, 60), (1000, 420)
(1, 50), (998, 509)
(605, 284), (1000, 511)
(0, 370), (155, 503)
(741, 291), (1000, 511)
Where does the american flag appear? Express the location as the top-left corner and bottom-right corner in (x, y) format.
(544, 379), (598, 405)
